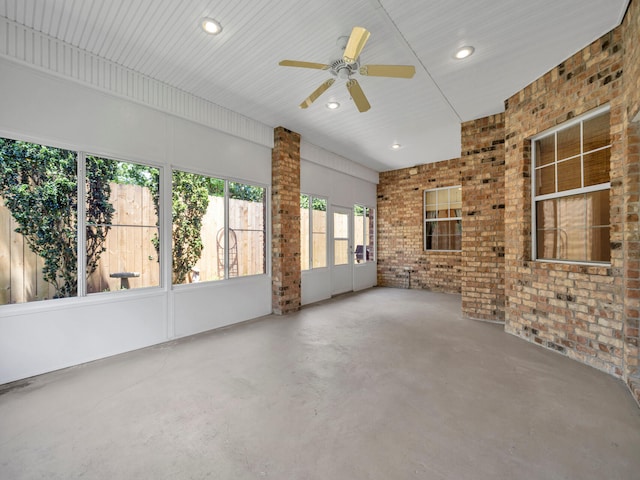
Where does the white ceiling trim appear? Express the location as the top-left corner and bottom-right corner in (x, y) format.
(0, 17), (274, 150)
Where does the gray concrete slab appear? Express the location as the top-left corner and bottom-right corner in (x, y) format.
(1, 288), (639, 479)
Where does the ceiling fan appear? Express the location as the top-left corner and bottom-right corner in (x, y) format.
(279, 26), (415, 112)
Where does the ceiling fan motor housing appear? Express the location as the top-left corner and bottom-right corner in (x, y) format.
(330, 58), (359, 79)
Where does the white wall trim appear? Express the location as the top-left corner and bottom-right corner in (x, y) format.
(0, 17), (274, 150)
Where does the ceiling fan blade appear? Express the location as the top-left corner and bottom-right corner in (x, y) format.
(343, 26), (370, 63)
(346, 79), (371, 112)
(299, 79), (335, 109)
(360, 64), (416, 79)
(279, 60), (330, 70)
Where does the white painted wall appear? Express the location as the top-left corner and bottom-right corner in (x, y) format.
(173, 276), (271, 338)
(0, 56), (379, 383)
(0, 59), (273, 384)
(300, 153), (378, 305)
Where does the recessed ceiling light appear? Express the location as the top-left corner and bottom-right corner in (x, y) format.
(326, 102), (340, 110)
(454, 46), (474, 59)
(201, 18), (222, 35)
(391, 143), (402, 150)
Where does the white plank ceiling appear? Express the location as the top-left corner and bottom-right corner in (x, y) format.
(0, 0), (630, 171)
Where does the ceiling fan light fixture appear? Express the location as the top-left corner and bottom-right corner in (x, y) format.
(326, 102), (340, 110)
(454, 46), (475, 59)
(201, 17), (222, 35)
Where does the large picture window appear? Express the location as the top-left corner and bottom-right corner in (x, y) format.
(533, 107), (610, 263)
(171, 173), (266, 284)
(424, 186), (462, 251)
(0, 134), (267, 307)
(300, 195), (327, 270)
(0, 140), (163, 303)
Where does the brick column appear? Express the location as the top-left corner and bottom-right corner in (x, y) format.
(271, 127), (301, 315)
(622, 0), (640, 404)
(624, 120), (640, 401)
(460, 114), (506, 322)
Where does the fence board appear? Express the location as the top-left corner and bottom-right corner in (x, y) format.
(0, 202), (11, 304)
(23, 228), (38, 300)
(10, 215), (26, 303)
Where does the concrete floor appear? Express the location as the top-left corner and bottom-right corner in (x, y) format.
(1, 288), (639, 480)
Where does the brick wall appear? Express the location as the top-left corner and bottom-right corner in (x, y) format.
(376, 1), (640, 400)
(503, 27), (626, 377)
(377, 159), (464, 293)
(377, 114), (505, 323)
(622, 0), (640, 401)
(271, 127), (301, 315)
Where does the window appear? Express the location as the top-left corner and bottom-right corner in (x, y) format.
(0, 138), (79, 303)
(0, 134), (267, 306)
(87, 157), (160, 293)
(171, 173), (267, 284)
(300, 195), (327, 270)
(424, 186), (462, 251)
(0, 139), (162, 304)
(333, 210), (350, 266)
(354, 204), (375, 263)
(533, 107), (610, 263)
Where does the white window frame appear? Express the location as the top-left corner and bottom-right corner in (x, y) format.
(169, 168), (269, 284)
(423, 186), (462, 252)
(0, 132), (271, 310)
(531, 105), (611, 265)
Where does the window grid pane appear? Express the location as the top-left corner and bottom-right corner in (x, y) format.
(229, 182), (265, 278)
(87, 158), (160, 293)
(424, 186), (462, 251)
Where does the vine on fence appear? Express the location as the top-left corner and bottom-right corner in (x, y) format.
(0, 140), (116, 298)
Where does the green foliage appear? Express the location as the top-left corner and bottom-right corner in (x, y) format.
(230, 182), (264, 202)
(170, 171), (210, 283)
(208, 177), (225, 197)
(0, 140), (116, 298)
(300, 195), (327, 211)
(113, 161), (155, 188)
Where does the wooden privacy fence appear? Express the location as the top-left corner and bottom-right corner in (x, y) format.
(1, 183), (265, 304)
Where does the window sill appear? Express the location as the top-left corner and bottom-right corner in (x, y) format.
(533, 259), (611, 276)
